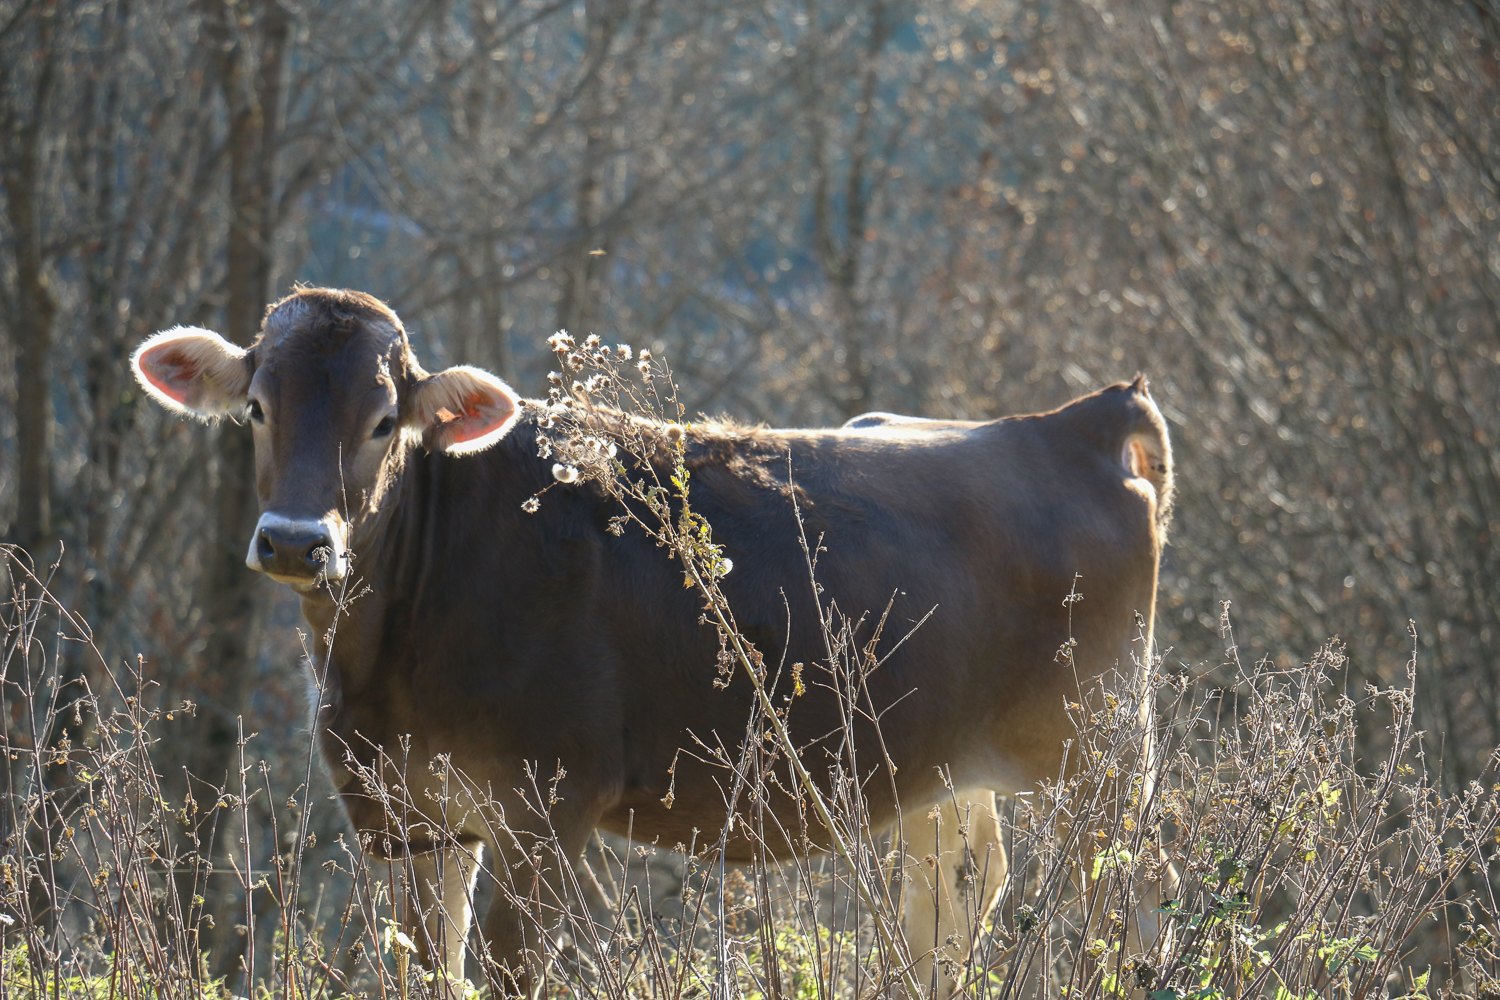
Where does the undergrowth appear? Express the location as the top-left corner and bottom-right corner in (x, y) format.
(0, 340), (1497, 999)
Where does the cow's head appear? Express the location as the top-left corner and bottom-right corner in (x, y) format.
(132, 288), (521, 590)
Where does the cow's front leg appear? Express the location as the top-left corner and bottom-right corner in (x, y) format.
(474, 810), (596, 998)
(404, 839), (484, 985)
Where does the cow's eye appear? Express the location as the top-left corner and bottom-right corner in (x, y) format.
(248, 399), (265, 423)
(372, 416), (396, 439)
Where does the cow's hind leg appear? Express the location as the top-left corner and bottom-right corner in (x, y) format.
(903, 790), (1006, 998)
(407, 839), (484, 984)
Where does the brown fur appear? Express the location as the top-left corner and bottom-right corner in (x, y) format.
(133, 287), (1175, 990)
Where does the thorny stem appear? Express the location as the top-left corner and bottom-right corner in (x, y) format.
(588, 404), (925, 991)
(239, 714), (256, 994)
(674, 533), (924, 998)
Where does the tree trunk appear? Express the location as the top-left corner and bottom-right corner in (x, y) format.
(5, 27), (59, 557)
(554, 0), (618, 340)
(187, 0), (289, 980)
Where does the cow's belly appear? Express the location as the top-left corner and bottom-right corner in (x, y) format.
(590, 625), (1109, 861)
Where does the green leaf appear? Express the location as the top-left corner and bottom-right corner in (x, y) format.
(1091, 841), (1135, 879)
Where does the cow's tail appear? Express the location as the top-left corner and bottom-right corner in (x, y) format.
(1123, 375), (1175, 541)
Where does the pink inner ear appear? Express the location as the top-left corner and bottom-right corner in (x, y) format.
(138, 347), (199, 404)
(447, 392), (513, 445)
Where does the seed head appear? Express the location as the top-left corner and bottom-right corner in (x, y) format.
(582, 436), (617, 458)
(552, 464), (580, 484)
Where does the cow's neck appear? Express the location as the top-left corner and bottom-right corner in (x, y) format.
(296, 416), (556, 697)
(284, 438), (425, 707)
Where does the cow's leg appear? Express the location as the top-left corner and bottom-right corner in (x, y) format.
(406, 839), (484, 984)
(476, 861), (532, 997)
(476, 817), (594, 998)
(904, 790), (1006, 998)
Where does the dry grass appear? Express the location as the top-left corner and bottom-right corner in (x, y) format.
(1, 344), (1497, 999)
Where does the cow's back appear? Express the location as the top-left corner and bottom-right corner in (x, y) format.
(586, 387), (1165, 847)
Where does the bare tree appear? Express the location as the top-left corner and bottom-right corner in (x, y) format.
(935, 0), (1500, 779)
(1, 1), (60, 557)
(4, 0), (1499, 985)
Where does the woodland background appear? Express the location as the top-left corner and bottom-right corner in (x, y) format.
(2, 0), (1498, 984)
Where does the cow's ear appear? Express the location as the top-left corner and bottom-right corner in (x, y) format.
(132, 326), (251, 419)
(411, 365), (521, 455)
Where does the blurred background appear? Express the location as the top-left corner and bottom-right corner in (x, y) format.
(1, 0), (1497, 982)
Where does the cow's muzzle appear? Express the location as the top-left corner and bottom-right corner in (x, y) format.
(246, 513), (348, 586)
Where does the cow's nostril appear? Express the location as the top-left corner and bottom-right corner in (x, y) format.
(252, 520), (341, 579)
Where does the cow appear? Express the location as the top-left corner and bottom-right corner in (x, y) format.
(131, 286), (1174, 996)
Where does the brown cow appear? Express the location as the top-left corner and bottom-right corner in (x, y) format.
(131, 286), (1173, 995)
